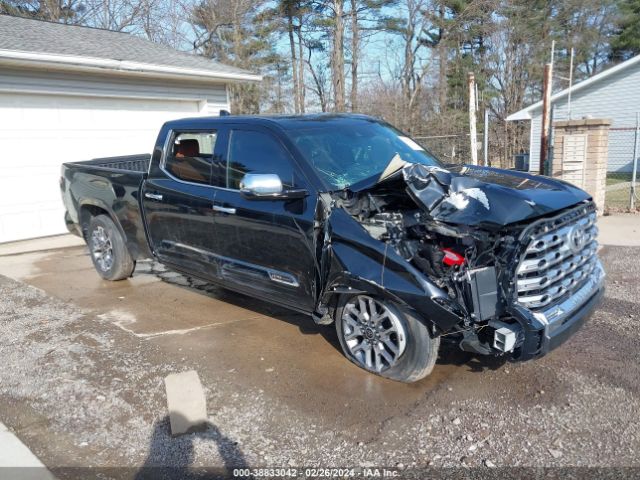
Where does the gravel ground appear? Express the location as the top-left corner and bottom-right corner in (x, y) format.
(0, 246), (639, 479)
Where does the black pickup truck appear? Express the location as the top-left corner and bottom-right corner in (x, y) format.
(60, 114), (605, 382)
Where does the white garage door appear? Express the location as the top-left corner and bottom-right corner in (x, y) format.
(0, 93), (202, 243)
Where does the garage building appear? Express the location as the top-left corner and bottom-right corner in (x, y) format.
(0, 14), (260, 243)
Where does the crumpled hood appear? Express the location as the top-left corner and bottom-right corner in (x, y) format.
(355, 163), (591, 229)
(403, 163), (591, 228)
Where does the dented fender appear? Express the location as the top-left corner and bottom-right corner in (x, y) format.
(316, 207), (467, 333)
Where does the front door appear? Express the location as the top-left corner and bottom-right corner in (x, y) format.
(210, 126), (317, 312)
(141, 129), (222, 280)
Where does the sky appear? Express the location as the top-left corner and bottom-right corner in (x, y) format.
(161, 1), (427, 87)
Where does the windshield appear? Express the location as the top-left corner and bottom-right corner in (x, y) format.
(286, 119), (441, 189)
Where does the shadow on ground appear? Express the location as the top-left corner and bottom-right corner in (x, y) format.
(437, 342), (509, 372)
(145, 262), (344, 349)
(149, 262), (508, 376)
(134, 414), (249, 480)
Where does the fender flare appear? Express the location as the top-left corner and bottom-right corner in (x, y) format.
(320, 273), (440, 334)
(78, 198), (128, 246)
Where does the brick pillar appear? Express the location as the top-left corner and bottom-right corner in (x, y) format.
(552, 118), (611, 215)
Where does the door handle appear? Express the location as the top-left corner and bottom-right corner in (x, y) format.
(212, 205), (236, 215)
(144, 192), (163, 201)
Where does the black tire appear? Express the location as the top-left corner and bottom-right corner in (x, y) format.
(335, 295), (440, 383)
(87, 215), (135, 281)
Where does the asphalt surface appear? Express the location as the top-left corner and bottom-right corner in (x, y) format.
(0, 243), (638, 478)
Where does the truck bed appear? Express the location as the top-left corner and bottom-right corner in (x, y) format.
(61, 153), (153, 260)
(67, 154), (151, 173)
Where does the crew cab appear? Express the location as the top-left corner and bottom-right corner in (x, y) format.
(60, 114), (605, 382)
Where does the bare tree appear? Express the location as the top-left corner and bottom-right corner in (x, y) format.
(1, 0), (82, 22)
(380, 0), (431, 132)
(79, 0), (147, 31)
(350, 0), (358, 111)
(287, 6), (302, 112)
(330, 0), (346, 111)
(297, 7), (307, 112)
(304, 38), (330, 111)
(191, 0), (281, 113)
(2, 0), (624, 127)
(435, 2), (447, 111)
(346, 0), (393, 112)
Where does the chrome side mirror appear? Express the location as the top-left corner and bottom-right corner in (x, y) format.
(239, 173), (283, 197)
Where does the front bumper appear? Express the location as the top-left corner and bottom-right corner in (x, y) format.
(510, 259), (605, 361)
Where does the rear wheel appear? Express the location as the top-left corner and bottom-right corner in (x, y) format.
(335, 295), (440, 383)
(87, 215), (135, 281)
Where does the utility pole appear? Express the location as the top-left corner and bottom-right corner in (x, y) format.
(483, 108), (489, 166)
(631, 112), (639, 210)
(468, 72), (478, 165)
(540, 63), (553, 175)
(567, 47), (574, 119)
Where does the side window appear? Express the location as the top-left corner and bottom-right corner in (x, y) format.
(164, 132), (218, 185)
(226, 130), (295, 189)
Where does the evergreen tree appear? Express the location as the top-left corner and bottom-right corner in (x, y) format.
(611, 0), (640, 61)
(191, 0), (284, 114)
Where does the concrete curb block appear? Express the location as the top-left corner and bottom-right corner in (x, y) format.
(165, 370), (208, 436)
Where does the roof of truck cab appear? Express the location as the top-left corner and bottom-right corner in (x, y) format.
(164, 113), (381, 130)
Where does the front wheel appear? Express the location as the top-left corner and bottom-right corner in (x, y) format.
(335, 295), (440, 383)
(87, 215), (135, 281)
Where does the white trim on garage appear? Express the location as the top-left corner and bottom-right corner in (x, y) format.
(0, 66), (229, 102)
(0, 48), (262, 83)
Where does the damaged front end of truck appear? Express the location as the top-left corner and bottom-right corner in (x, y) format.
(314, 162), (605, 361)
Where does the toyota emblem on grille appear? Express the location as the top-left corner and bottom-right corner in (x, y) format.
(568, 225), (587, 253)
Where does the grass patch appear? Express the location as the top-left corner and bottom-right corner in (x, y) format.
(607, 173), (633, 186)
(606, 188), (631, 207)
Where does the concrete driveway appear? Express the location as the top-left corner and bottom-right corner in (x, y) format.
(0, 227), (639, 477)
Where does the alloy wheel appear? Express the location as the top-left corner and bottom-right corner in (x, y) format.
(341, 296), (407, 372)
(91, 225), (114, 272)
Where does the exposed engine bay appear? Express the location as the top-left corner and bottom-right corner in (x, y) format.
(333, 163), (532, 356)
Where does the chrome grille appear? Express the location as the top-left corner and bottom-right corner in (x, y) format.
(516, 209), (598, 311)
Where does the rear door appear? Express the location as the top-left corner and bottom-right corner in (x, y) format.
(210, 125), (317, 312)
(141, 129), (223, 280)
